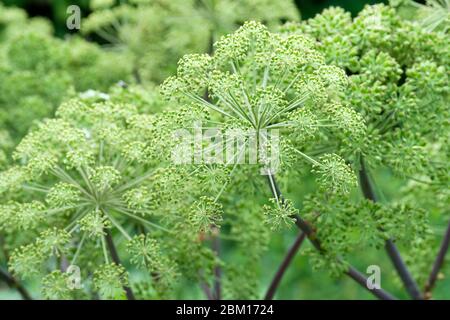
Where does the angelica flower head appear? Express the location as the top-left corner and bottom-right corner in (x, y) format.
(390, 0), (450, 32)
(0, 96), (177, 282)
(162, 21), (361, 194)
(0, 90), (228, 298)
(0, 28), (132, 141)
(286, 4), (449, 176)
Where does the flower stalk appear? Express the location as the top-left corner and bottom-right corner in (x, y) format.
(358, 157), (423, 300)
(265, 231), (306, 300)
(105, 230), (135, 300)
(266, 173), (397, 300)
(0, 267), (32, 300)
(424, 220), (450, 298)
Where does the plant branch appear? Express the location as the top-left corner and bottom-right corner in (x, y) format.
(104, 229), (136, 300)
(359, 157), (423, 300)
(266, 173), (397, 300)
(424, 219), (450, 298)
(0, 267), (32, 300)
(212, 228), (222, 300)
(200, 281), (215, 300)
(345, 266), (395, 300)
(265, 231), (306, 300)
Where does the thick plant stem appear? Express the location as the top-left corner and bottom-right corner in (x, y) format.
(265, 232), (306, 300)
(200, 281), (215, 300)
(105, 230), (136, 300)
(212, 230), (222, 300)
(358, 158), (423, 300)
(385, 239), (423, 299)
(266, 173), (397, 300)
(0, 267), (32, 300)
(424, 220), (450, 297)
(345, 266), (396, 300)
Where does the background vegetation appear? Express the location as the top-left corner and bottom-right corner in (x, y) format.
(2, 0), (388, 36)
(0, 0), (447, 300)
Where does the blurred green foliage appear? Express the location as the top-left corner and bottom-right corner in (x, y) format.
(298, 0), (388, 18)
(0, 0), (448, 301)
(1, 0), (388, 36)
(1, 0), (91, 36)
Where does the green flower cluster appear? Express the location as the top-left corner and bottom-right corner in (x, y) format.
(0, 95), (220, 299)
(280, 4), (448, 282)
(391, 0), (449, 32)
(0, 1), (448, 301)
(284, 4), (448, 176)
(0, 6), (132, 144)
(162, 21), (361, 195)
